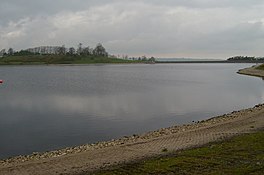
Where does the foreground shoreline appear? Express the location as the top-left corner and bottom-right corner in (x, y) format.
(1, 104), (262, 163)
(1, 66), (264, 175)
(1, 104), (264, 174)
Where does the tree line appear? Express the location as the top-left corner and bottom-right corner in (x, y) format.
(0, 43), (108, 57)
(0, 43), (156, 63)
(227, 56), (264, 61)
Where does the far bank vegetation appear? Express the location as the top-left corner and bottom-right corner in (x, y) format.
(227, 56), (264, 62)
(0, 43), (155, 65)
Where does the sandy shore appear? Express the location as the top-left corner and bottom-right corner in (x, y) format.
(1, 66), (264, 175)
(237, 65), (264, 78)
(1, 105), (264, 175)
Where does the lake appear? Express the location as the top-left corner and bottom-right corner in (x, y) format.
(0, 63), (263, 159)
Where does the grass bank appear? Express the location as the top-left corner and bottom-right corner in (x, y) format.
(256, 64), (264, 70)
(237, 64), (264, 78)
(0, 55), (142, 65)
(93, 130), (264, 175)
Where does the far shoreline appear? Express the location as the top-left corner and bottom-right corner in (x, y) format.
(237, 65), (264, 78)
(1, 57), (264, 66)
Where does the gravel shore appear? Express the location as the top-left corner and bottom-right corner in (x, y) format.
(1, 103), (264, 175)
(1, 104), (262, 166)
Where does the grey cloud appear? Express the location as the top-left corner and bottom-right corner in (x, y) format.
(1, 0), (262, 25)
(0, 0), (117, 25)
(1, 0), (264, 58)
(145, 0), (263, 8)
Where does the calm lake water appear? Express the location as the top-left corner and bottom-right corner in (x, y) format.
(0, 64), (263, 159)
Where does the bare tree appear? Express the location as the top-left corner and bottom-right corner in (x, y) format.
(0, 49), (6, 57)
(8, 48), (14, 56)
(82, 47), (91, 56)
(68, 47), (76, 55)
(77, 43), (83, 55)
(57, 45), (66, 55)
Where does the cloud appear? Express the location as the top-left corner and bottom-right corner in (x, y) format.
(1, 0), (264, 58)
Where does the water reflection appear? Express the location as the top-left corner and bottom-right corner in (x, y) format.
(0, 64), (263, 159)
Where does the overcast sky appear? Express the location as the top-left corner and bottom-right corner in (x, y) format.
(1, 0), (264, 59)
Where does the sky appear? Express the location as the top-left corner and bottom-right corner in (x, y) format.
(1, 0), (264, 59)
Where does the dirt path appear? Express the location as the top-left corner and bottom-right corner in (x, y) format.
(1, 103), (264, 175)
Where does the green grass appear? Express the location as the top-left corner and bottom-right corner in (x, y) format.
(0, 55), (142, 65)
(92, 131), (264, 175)
(256, 64), (264, 70)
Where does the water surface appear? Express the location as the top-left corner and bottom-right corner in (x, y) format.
(0, 64), (263, 159)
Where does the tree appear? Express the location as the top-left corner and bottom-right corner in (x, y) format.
(93, 43), (108, 57)
(0, 49), (6, 57)
(77, 43), (83, 55)
(14, 50), (34, 56)
(149, 57), (156, 62)
(122, 55), (128, 60)
(146, 57), (156, 63)
(82, 47), (91, 56)
(68, 47), (76, 55)
(141, 56), (147, 61)
(57, 45), (66, 55)
(8, 48), (14, 56)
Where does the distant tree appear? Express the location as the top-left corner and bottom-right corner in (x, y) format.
(149, 57), (156, 62)
(122, 55), (128, 60)
(14, 50), (34, 56)
(227, 56), (256, 61)
(7, 48), (14, 56)
(57, 45), (66, 55)
(111, 55), (118, 59)
(68, 47), (76, 55)
(93, 43), (108, 57)
(77, 43), (83, 55)
(0, 49), (6, 57)
(82, 47), (91, 56)
(141, 56), (147, 61)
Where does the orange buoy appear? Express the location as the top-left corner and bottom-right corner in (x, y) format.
(0, 80), (3, 84)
